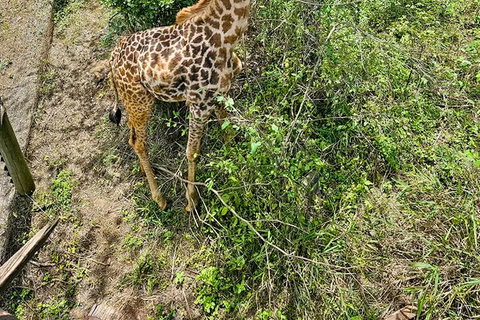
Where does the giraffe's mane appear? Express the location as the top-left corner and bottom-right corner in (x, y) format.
(176, 0), (213, 25)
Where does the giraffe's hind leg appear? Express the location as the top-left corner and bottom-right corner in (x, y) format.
(125, 99), (167, 210)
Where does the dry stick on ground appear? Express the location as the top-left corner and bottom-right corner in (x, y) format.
(0, 219), (59, 294)
(153, 165), (355, 270)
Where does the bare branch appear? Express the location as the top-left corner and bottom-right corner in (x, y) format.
(152, 164), (355, 270)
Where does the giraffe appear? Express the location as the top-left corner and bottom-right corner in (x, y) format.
(108, 0), (251, 211)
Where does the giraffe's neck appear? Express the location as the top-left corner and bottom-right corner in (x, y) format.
(205, 0), (251, 46)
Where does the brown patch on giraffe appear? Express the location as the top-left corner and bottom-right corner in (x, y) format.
(205, 16), (220, 29)
(210, 33), (222, 47)
(222, 21), (233, 33)
(219, 47), (227, 55)
(190, 83), (200, 91)
(208, 50), (217, 61)
(221, 14), (234, 33)
(160, 47), (172, 59)
(192, 34), (203, 44)
(146, 68), (153, 78)
(203, 54), (214, 68)
(191, 44), (201, 56)
(220, 0), (232, 10)
(235, 26), (243, 37)
(224, 27), (242, 44)
(210, 9), (220, 20)
(150, 53), (159, 67)
(210, 69), (219, 84)
(234, 6), (248, 18)
(220, 74), (232, 90)
(200, 69), (209, 80)
(224, 34), (236, 44)
(204, 25), (213, 39)
(159, 70), (173, 83)
(191, 65), (201, 74)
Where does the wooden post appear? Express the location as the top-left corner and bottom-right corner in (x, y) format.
(0, 96), (35, 195)
(0, 219), (58, 294)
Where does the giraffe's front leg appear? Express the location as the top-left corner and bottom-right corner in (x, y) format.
(185, 106), (213, 212)
(215, 105), (233, 143)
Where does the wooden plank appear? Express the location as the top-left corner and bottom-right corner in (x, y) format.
(0, 309), (18, 320)
(0, 96), (35, 196)
(0, 219), (58, 294)
(88, 304), (125, 320)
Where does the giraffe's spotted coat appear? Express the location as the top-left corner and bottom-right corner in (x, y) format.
(109, 0), (250, 211)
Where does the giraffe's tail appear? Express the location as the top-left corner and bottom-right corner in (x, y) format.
(90, 59), (122, 125)
(108, 69), (122, 126)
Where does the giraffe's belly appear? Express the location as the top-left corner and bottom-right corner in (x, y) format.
(140, 67), (187, 102)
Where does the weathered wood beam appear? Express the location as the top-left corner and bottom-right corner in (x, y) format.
(88, 304), (126, 320)
(0, 219), (58, 294)
(0, 309), (18, 320)
(0, 96), (35, 195)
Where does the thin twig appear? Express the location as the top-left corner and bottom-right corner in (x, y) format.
(252, 219), (309, 234)
(265, 245), (272, 307)
(283, 24), (337, 153)
(170, 246), (177, 282)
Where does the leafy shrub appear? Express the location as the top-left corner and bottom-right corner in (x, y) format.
(103, 0), (480, 318)
(102, 0), (196, 30)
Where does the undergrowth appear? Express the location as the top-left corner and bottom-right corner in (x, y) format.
(3, 0), (479, 319)
(100, 0), (480, 318)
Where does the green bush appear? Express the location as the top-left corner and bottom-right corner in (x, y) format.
(102, 0), (196, 30)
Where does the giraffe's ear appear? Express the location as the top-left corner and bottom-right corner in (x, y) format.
(109, 108), (122, 126)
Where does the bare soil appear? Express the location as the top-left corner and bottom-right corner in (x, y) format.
(2, 1), (200, 319)
(0, 0), (52, 262)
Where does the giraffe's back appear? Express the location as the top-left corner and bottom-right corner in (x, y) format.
(111, 25), (188, 103)
(110, 18), (243, 106)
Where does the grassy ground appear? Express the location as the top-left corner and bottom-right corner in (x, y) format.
(3, 0), (480, 319)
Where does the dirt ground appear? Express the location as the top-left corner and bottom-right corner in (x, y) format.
(2, 1), (200, 319)
(0, 0), (52, 262)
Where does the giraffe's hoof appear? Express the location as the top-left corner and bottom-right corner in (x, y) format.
(153, 194), (167, 211)
(185, 193), (199, 212)
(185, 203), (198, 212)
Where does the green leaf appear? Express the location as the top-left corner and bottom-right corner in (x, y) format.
(250, 141), (261, 155)
(221, 119), (230, 130)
